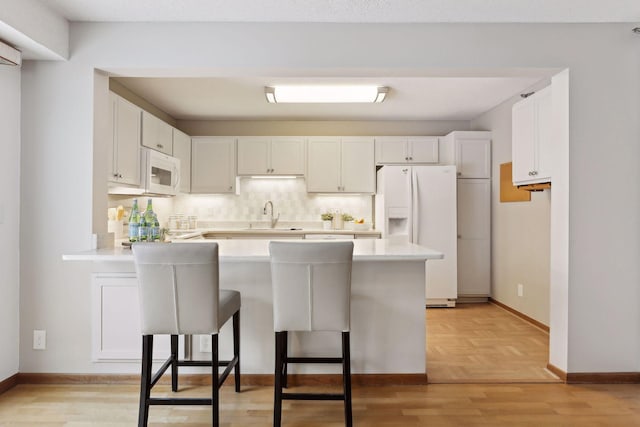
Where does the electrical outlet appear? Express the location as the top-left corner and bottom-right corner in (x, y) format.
(199, 335), (212, 353)
(517, 283), (524, 297)
(33, 330), (46, 350)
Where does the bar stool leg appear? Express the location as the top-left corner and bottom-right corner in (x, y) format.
(233, 311), (241, 392)
(212, 333), (219, 427)
(282, 331), (288, 388)
(170, 334), (179, 392)
(274, 332), (284, 427)
(138, 335), (153, 427)
(342, 331), (353, 427)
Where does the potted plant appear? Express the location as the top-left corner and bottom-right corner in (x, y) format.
(321, 212), (333, 230)
(342, 213), (354, 230)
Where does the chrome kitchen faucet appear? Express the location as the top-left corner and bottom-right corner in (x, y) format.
(263, 200), (280, 228)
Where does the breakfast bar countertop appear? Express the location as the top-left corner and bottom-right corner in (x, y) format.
(62, 238), (444, 263)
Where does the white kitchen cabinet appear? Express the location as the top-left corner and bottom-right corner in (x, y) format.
(172, 128), (191, 193)
(440, 131), (491, 178)
(456, 179), (491, 298)
(191, 137), (236, 193)
(307, 137), (375, 193)
(141, 111), (173, 155)
(512, 85), (552, 185)
(108, 93), (141, 186)
(237, 137), (305, 175)
(91, 274), (175, 361)
(375, 136), (439, 164)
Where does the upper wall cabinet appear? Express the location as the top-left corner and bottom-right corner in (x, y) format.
(512, 86), (552, 186)
(191, 137), (236, 194)
(237, 137), (305, 175)
(440, 131), (492, 179)
(142, 111), (173, 156)
(307, 137), (375, 193)
(172, 128), (191, 193)
(108, 93), (141, 186)
(375, 136), (439, 164)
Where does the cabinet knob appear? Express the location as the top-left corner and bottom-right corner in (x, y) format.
(409, 157), (413, 160)
(119, 173), (123, 178)
(532, 170), (538, 176)
(113, 173), (119, 178)
(228, 186), (233, 190)
(157, 144), (164, 149)
(405, 157), (409, 161)
(457, 172), (462, 176)
(457, 235), (462, 239)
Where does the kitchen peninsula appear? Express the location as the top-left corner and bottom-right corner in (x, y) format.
(64, 239), (442, 382)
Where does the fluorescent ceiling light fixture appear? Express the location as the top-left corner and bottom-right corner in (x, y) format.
(265, 86), (388, 103)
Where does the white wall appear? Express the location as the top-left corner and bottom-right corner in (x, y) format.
(0, 65), (21, 382)
(472, 81), (551, 326)
(19, 22), (640, 374)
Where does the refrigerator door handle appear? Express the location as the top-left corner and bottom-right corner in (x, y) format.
(411, 172), (419, 244)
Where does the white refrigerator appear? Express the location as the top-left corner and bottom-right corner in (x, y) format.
(375, 165), (458, 307)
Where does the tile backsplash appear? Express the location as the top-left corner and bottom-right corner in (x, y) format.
(173, 178), (373, 223)
(108, 178), (374, 230)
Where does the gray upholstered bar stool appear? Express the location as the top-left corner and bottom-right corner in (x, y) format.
(132, 242), (241, 427)
(269, 241), (354, 427)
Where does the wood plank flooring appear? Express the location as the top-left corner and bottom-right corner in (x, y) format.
(3, 382), (640, 426)
(3, 302), (620, 426)
(427, 302), (559, 383)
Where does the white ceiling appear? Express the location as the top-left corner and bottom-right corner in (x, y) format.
(41, 0), (640, 23)
(38, 0), (637, 121)
(114, 76), (544, 121)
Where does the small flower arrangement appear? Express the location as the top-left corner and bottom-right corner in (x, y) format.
(321, 212), (334, 221)
(341, 213), (354, 222)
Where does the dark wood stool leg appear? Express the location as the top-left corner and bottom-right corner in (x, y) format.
(171, 334), (179, 392)
(342, 331), (353, 427)
(138, 335), (153, 427)
(274, 332), (284, 427)
(233, 311), (241, 393)
(212, 333), (219, 427)
(282, 331), (288, 389)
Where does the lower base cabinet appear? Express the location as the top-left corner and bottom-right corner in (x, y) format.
(91, 274), (180, 361)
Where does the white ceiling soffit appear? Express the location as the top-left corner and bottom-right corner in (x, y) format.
(42, 0), (640, 23)
(113, 76), (544, 121)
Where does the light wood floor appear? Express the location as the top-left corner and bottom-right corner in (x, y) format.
(3, 302), (624, 426)
(427, 302), (560, 383)
(3, 382), (640, 426)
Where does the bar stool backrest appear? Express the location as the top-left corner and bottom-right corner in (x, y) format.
(132, 242), (221, 335)
(269, 241), (354, 333)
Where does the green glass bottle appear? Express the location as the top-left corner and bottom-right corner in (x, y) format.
(138, 214), (148, 241)
(140, 198), (154, 242)
(128, 199), (140, 242)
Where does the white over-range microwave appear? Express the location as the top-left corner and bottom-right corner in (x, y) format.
(140, 147), (180, 196)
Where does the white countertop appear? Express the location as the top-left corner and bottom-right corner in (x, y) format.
(63, 239), (443, 263)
